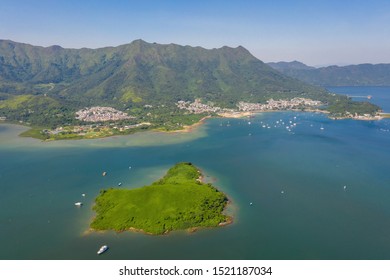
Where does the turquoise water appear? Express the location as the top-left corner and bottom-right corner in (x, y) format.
(1, 87), (390, 260)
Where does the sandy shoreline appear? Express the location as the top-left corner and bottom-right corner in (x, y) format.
(167, 112), (254, 134)
(218, 111), (254, 118)
(176, 116), (212, 133)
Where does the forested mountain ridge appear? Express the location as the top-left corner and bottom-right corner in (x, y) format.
(0, 39), (327, 103)
(268, 61), (390, 86)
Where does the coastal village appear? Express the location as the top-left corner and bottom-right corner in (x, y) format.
(176, 97), (324, 115)
(237, 98), (323, 112)
(176, 100), (234, 114)
(75, 106), (135, 122)
(43, 106), (150, 139)
(45, 122), (151, 138)
(40, 97), (383, 140)
(176, 98), (384, 120)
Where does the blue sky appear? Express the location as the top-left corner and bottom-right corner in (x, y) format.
(1, 0), (389, 66)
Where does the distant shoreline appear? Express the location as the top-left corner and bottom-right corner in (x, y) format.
(1, 108), (388, 142)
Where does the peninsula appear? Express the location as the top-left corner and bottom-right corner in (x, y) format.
(90, 162), (231, 235)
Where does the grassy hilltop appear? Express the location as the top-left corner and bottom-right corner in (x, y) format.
(91, 162), (230, 235)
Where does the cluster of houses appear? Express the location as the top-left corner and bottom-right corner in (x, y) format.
(238, 98), (323, 112)
(176, 98), (323, 115)
(75, 106), (134, 122)
(176, 100), (230, 114)
(44, 122), (151, 136)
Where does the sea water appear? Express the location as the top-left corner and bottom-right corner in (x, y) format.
(0, 86), (389, 259)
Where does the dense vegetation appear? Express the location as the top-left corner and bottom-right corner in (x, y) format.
(268, 61), (390, 86)
(0, 39), (381, 131)
(91, 162), (230, 234)
(327, 98), (380, 117)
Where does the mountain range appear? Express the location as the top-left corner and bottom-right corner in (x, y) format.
(0, 39), (379, 128)
(268, 61), (390, 86)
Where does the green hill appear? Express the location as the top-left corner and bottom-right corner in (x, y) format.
(91, 162), (230, 234)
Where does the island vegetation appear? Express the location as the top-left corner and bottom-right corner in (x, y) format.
(90, 162), (231, 235)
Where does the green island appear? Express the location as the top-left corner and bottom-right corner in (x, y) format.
(90, 162), (231, 235)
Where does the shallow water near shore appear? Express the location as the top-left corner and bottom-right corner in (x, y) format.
(1, 86), (390, 259)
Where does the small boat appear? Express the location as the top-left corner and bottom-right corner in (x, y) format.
(97, 245), (108, 255)
(74, 202), (83, 206)
(249, 202), (253, 206)
(102, 171), (107, 176)
(343, 185), (347, 190)
(82, 193), (86, 197)
(118, 182), (122, 186)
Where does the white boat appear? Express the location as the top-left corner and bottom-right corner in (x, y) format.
(74, 202), (83, 206)
(97, 245), (108, 255)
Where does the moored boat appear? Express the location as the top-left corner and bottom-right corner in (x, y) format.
(97, 245), (108, 255)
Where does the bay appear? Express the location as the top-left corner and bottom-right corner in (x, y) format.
(0, 86), (389, 260)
